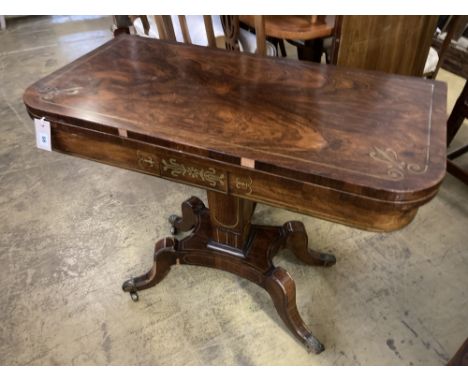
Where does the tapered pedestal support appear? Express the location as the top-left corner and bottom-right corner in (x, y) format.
(122, 192), (336, 353)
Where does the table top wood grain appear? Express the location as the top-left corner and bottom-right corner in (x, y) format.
(24, 35), (447, 206)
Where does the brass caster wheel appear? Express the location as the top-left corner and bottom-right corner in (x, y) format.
(122, 278), (139, 302)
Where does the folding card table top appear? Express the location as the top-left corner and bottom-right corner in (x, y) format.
(24, 35), (447, 353)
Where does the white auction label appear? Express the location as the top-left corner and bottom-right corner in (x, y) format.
(34, 118), (52, 151)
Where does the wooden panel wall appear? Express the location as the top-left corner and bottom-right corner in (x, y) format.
(334, 16), (438, 76)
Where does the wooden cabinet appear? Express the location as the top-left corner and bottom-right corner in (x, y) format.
(332, 16), (438, 76)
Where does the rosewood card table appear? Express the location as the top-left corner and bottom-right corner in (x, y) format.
(23, 35), (446, 353)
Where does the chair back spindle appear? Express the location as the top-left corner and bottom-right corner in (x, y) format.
(203, 15), (217, 48)
(254, 16), (267, 56)
(178, 15), (192, 44)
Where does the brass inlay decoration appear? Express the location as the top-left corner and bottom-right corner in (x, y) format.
(211, 197), (240, 228)
(161, 158), (225, 187)
(241, 157), (255, 168)
(235, 176), (253, 195)
(137, 150), (158, 169)
(369, 147), (428, 180)
(41, 86), (83, 100)
(118, 128), (128, 138)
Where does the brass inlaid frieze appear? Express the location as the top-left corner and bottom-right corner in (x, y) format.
(235, 176), (253, 195)
(137, 150), (159, 170)
(40, 86), (83, 101)
(161, 158), (225, 187)
(369, 147), (428, 180)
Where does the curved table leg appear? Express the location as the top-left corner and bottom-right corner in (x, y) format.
(168, 196), (206, 235)
(263, 267), (325, 354)
(282, 221), (336, 267)
(122, 237), (178, 301)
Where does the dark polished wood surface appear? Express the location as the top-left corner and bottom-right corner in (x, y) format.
(24, 35), (446, 205)
(23, 34), (447, 354)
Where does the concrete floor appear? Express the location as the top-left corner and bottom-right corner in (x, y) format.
(0, 16), (467, 366)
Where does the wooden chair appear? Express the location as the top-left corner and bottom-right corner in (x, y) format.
(427, 16), (468, 79)
(427, 16), (468, 185)
(114, 15), (276, 55)
(237, 15), (335, 61)
(120, 15), (220, 48)
(447, 80), (468, 185)
(116, 16), (280, 57)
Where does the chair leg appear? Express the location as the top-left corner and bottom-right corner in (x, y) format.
(297, 38), (324, 63)
(447, 81), (467, 146)
(278, 39), (287, 57)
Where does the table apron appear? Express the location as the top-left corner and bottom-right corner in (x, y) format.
(49, 121), (431, 232)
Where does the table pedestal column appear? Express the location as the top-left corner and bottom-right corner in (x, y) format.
(122, 191), (336, 354)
